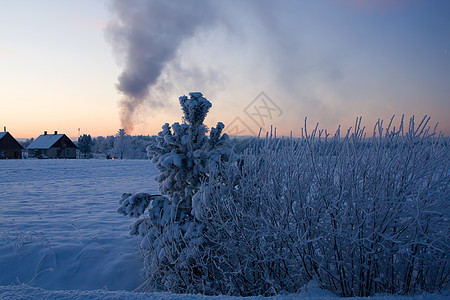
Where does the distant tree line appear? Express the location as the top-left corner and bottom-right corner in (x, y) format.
(77, 130), (156, 159)
(20, 138), (34, 148)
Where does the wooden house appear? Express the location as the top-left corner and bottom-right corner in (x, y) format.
(0, 130), (24, 159)
(27, 131), (78, 159)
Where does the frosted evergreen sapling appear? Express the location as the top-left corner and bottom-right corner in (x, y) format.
(118, 92), (230, 291)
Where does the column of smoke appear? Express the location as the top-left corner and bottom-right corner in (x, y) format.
(106, 1), (343, 134)
(106, 0), (215, 133)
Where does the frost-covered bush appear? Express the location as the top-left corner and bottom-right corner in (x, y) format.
(198, 116), (449, 296)
(118, 92), (230, 293)
(119, 110), (448, 296)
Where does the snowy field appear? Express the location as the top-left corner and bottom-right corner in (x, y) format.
(0, 160), (158, 296)
(0, 159), (447, 299)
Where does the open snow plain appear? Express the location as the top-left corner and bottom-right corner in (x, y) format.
(0, 159), (158, 292)
(0, 159), (448, 299)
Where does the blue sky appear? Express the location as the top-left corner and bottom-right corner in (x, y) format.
(1, 0), (449, 138)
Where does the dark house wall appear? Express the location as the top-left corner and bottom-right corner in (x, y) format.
(0, 133), (23, 159)
(51, 135), (78, 158)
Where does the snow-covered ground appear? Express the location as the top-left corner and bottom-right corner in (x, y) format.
(0, 160), (447, 299)
(0, 160), (157, 293)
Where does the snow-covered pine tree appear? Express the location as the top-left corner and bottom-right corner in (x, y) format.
(113, 128), (129, 159)
(118, 92), (230, 292)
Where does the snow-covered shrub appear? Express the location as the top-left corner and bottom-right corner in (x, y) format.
(198, 116), (449, 296)
(119, 110), (448, 296)
(118, 92), (230, 293)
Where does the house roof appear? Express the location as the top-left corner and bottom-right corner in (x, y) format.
(27, 134), (77, 150)
(0, 132), (24, 150)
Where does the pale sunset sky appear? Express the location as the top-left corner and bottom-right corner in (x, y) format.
(1, 0), (449, 139)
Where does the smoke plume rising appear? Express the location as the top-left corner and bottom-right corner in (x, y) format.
(106, 0), (349, 134)
(105, 1), (434, 136)
(106, 0), (215, 133)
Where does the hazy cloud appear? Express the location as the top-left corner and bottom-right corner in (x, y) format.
(106, 0), (449, 135)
